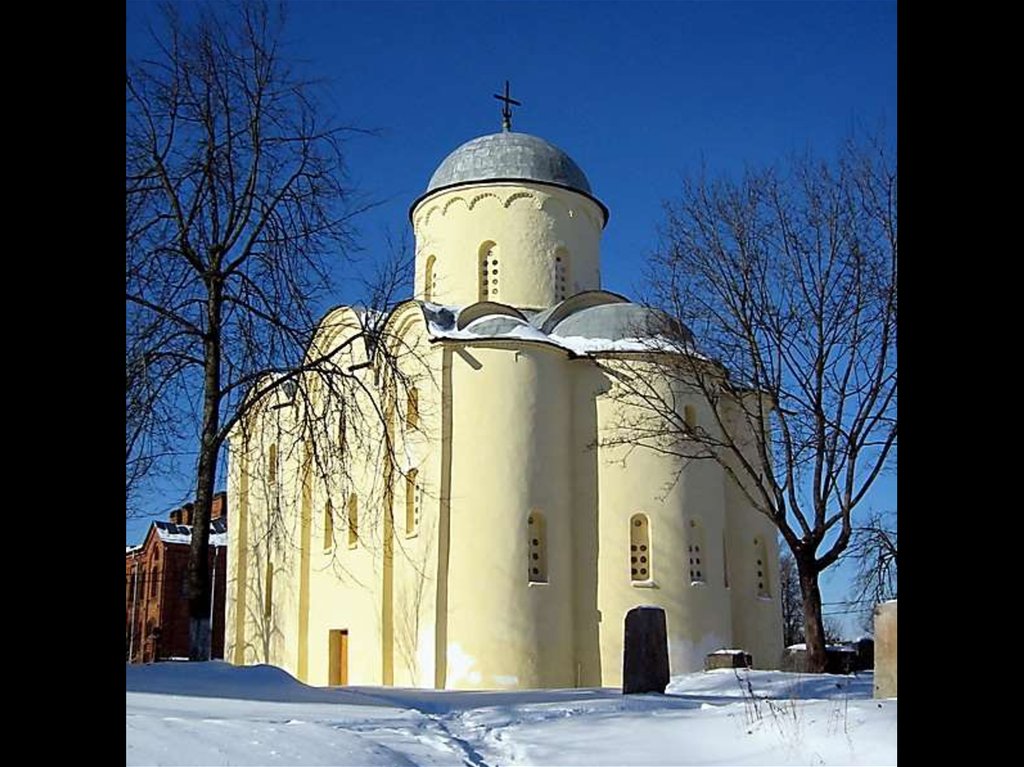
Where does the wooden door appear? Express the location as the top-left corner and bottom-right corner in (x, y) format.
(329, 630), (349, 686)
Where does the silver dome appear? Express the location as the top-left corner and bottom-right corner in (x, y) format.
(426, 132), (593, 195)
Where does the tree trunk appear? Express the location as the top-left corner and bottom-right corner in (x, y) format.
(798, 559), (827, 673)
(188, 276), (223, 661)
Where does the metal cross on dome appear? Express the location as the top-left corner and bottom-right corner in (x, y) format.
(493, 80), (522, 132)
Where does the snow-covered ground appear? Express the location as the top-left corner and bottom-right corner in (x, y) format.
(126, 662), (896, 766)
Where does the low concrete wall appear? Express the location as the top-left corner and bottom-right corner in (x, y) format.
(705, 650), (752, 670)
(780, 645), (857, 675)
(873, 601), (897, 698)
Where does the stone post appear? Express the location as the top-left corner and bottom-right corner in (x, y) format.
(873, 600), (897, 698)
(623, 606), (669, 694)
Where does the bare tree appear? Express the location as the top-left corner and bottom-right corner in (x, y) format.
(126, 0), (378, 659)
(779, 550), (804, 647)
(843, 509), (897, 616)
(605, 135), (896, 672)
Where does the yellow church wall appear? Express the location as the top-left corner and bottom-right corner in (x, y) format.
(231, 424), (294, 670)
(718, 396), (785, 669)
(723, 478), (784, 669)
(265, 422), (304, 676)
(225, 319), (787, 689)
(388, 309), (445, 688)
(568, 362), (607, 687)
(299, 374), (391, 686)
(226, 328), (786, 688)
(224, 436), (247, 666)
(284, 306), (385, 686)
(225, 378), (338, 679)
(304, 477), (387, 687)
(412, 183), (603, 309)
(301, 426), (377, 685)
(444, 341), (575, 688)
(591, 366), (734, 685)
(297, 310), (447, 688)
(225, 396), (277, 668)
(389, 501), (441, 687)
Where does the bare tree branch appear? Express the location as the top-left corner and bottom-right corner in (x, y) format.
(126, 0), (387, 659)
(600, 135), (896, 672)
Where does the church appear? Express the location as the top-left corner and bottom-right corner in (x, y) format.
(224, 99), (783, 690)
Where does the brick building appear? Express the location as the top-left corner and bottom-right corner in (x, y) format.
(126, 492), (228, 663)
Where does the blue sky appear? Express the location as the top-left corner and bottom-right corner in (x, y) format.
(126, 0), (896, 634)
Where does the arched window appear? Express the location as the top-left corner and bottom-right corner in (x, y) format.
(347, 494), (359, 548)
(479, 241), (498, 300)
(405, 469), (419, 536)
(630, 514), (652, 582)
(528, 511), (548, 583)
(688, 518), (706, 584)
(754, 537), (771, 597)
(150, 567), (159, 598)
(406, 387), (419, 430)
(324, 499), (334, 551)
(554, 247), (570, 301)
(684, 405), (697, 431)
(424, 255), (437, 302)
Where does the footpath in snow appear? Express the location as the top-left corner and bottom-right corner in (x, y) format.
(126, 662), (896, 766)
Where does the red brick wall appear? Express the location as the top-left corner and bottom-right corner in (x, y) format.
(154, 543), (228, 660)
(211, 492), (227, 520)
(126, 539), (227, 662)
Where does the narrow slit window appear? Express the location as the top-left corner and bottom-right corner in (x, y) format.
(630, 514), (652, 582)
(268, 443), (278, 486)
(723, 531), (730, 588)
(324, 499), (334, 551)
(755, 537), (770, 597)
(348, 494), (359, 548)
(407, 387), (419, 430)
(338, 404), (347, 454)
(424, 255), (437, 302)
(688, 518), (706, 584)
(554, 247), (570, 301)
(264, 559), (274, 620)
(405, 469), (419, 536)
(479, 241), (498, 300)
(528, 511), (548, 583)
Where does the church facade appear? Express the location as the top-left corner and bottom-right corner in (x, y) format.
(225, 123), (783, 689)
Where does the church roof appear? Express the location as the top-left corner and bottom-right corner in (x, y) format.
(549, 302), (693, 347)
(426, 132), (593, 195)
(152, 517), (229, 548)
(419, 294), (698, 357)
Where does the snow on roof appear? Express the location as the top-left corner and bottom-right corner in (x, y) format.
(154, 517), (228, 548)
(420, 301), (701, 358)
(549, 333), (685, 355)
(126, 544), (143, 555)
(710, 649), (749, 655)
(785, 642), (857, 653)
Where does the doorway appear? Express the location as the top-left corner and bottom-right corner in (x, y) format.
(329, 629), (349, 685)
